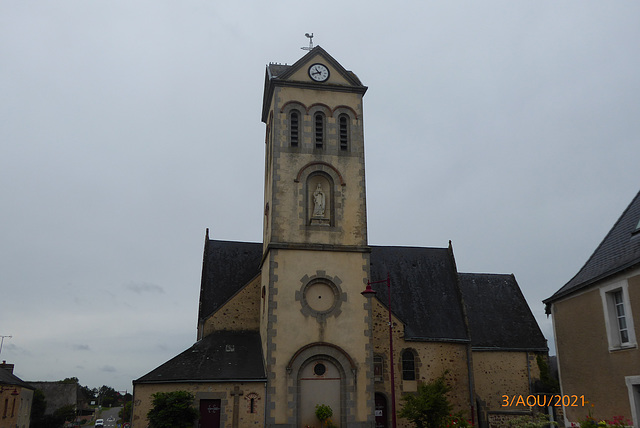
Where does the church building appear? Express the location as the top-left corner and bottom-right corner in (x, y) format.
(132, 46), (548, 428)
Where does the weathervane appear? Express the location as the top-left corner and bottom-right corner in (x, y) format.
(301, 33), (314, 51)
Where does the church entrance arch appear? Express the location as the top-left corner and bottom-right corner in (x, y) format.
(287, 343), (357, 427)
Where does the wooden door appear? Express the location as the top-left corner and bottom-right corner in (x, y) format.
(199, 399), (221, 428)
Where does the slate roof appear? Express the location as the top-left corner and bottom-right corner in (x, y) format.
(195, 240), (546, 351)
(198, 233), (262, 323)
(369, 245), (469, 342)
(544, 189), (640, 307)
(134, 331), (266, 384)
(459, 273), (547, 350)
(0, 367), (34, 389)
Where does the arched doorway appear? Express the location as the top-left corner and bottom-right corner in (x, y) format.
(287, 343), (357, 427)
(375, 393), (388, 428)
(299, 359), (342, 427)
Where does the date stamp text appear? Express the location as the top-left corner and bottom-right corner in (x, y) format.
(502, 395), (586, 407)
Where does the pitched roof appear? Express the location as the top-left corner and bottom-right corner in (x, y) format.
(459, 273), (547, 350)
(262, 46), (367, 122)
(368, 245), (469, 342)
(545, 189), (640, 306)
(134, 331), (266, 384)
(198, 233), (262, 323)
(197, 240), (546, 351)
(0, 367), (34, 390)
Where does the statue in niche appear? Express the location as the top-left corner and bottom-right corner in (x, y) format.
(312, 184), (326, 217)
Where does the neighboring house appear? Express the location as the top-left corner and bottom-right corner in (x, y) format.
(544, 189), (640, 426)
(133, 46), (549, 428)
(0, 361), (34, 428)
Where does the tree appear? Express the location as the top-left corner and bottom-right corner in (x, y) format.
(97, 385), (119, 407)
(119, 400), (132, 423)
(147, 391), (199, 428)
(398, 372), (453, 428)
(30, 389), (47, 421)
(52, 404), (77, 424)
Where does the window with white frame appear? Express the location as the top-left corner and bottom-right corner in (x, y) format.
(600, 281), (637, 350)
(613, 290), (630, 343)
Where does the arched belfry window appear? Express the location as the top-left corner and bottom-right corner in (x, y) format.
(401, 350), (416, 381)
(314, 113), (324, 149)
(290, 110), (300, 147)
(339, 114), (349, 151)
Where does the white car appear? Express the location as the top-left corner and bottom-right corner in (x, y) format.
(95, 419), (104, 428)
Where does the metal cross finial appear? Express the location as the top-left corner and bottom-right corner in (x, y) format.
(301, 33), (314, 51)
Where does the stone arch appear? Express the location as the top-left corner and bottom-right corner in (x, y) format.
(331, 104), (359, 119)
(294, 162), (345, 229)
(286, 343), (357, 427)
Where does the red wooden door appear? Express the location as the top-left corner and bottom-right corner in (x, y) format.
(199, 399), (221, 428)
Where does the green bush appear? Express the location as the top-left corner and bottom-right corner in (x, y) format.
(398, 371), (470, 428)
(315, 404), (333, 427)
(147, 391), (199, 428)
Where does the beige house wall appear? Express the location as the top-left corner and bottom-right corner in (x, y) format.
(132, 382), (265, 428)
(199, 274), (261, 338)
(553, 272), (640, 423)
(0, 387), (32, 428)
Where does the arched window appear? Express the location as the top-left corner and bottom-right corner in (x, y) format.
(339, 114), (349, 151)
(314, 113), (324, 149)
(401, 350), (416, 381)
(290, 110), (300, 147)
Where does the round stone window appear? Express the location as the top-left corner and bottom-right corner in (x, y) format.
(296, 274), (345, 322)
(313, 362), (327, 376)
(305, 282), (335, 312)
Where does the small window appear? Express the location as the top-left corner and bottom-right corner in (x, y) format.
(290, 110), (300, 147)
(339, 115), (349, 151)
(245, 393), (260, 414)
(314, 113), (324, 149)
(401, 350), (416, 381)
(373, 355), (384, 382)
(613, 290), (629, 343)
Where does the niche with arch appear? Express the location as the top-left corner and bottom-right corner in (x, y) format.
(307, 172), (333, 226)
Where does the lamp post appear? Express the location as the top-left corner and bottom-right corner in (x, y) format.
(362, 273), (396, 428)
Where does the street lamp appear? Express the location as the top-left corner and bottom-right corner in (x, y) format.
(362, 273), (397, 428)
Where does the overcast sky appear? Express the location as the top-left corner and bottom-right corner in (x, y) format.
(1, 1), (639, 394)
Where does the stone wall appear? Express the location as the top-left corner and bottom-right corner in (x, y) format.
(132, 381), (265, 428)
(199, 274), (261, 338)
(26, 382), (77, 415)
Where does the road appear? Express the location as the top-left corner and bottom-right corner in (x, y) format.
(99, 407), (121, 428)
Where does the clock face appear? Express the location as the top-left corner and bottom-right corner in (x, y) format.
(308, 63), (330, 82)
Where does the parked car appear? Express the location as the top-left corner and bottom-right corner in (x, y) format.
(95, 419), (104, 427)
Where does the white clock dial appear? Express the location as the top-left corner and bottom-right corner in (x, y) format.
(308, 63), (330, 82)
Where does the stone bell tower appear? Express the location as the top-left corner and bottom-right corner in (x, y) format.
(259, 46), (375, 427)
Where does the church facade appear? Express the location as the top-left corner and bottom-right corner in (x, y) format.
(132, 47), (548, 428)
